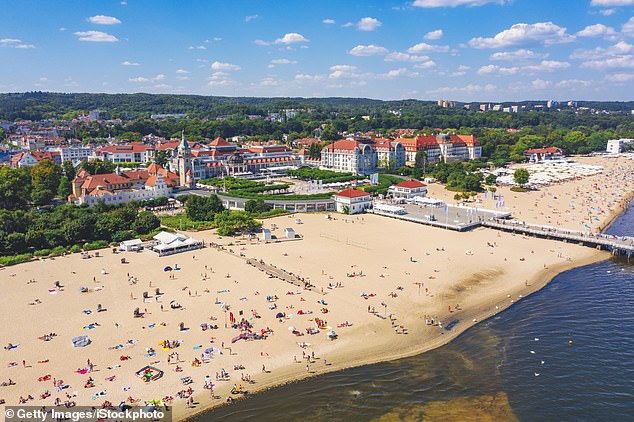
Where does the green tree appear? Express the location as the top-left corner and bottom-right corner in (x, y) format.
(79, 159), (116, 175)
(132, 211), (160, 235)
(484, 174), (497, 186)
(244, 198), (272, 214)
(414, 150), (427, 173)
(308, 142), (322, 159)
(57, 176), (72, 199)
(62, 160), (76, 180)
(155, 150), (172, 167)
(0, 166), (32, 210)
(320, 125), (338, 141)
(214, 210), (261, 236)
(31, 159), (62, 205)
(186, 195), (224, 221)
(513, 168), (530, 186)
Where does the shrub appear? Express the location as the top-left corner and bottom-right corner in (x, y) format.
(83, 240), (109, 251)
(34, 249), (52, 257)
(50, 246), (67, 256)
(0, 253), (33, 267)
(69, 245), (82, 253)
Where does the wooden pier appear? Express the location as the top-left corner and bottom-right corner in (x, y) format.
(481, 219), (634, 257)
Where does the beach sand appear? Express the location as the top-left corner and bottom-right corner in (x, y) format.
(0, 154), (632, 419)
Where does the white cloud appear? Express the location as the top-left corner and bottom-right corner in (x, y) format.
(1, 39), (36, 49)
(245, 14), (260, 22)
(414, 60), (437, 69)
(458, 65), (470, 70)
(572, 41), (634, 68)
(274, 33), (309, 44)
(525, 60), (571, 72)
(152, 74), (166, 81)
(207, 71), (237, 87)
(576, 24), (616, 38)
(599, 9), (616, 16)
(322, 19), (336, 24)
(570, 41), (633, 60)
(330, 65), (358, 72)
(469, 22), (574, 49)
(254, 40), (270, 46)
(271, 59), (297, 64)
(477, 64), (519, 75)
(88, 15), (121, 25)
(260, 77), (279, 86)
(59, 27), (67, 31)
(424, 29), (444, 40)
(295, 73), (325, 81)
(74, 30), (119, 42)
(490, 49), (547, 61)
(188, 45), (207, 50)
(384, 52), (430, 62)
(175, 69), (190, 74)
(605, 72), (634, 82)
(623, 17), (634, 36)
(211, 61), (241, 71)
(383, 68), (409, 79)
(407, 42), (450, 53)
(413, 0), (508, 7)
(129, 77), (149, 83)
(555, 79), (591, 88)
(583, 55), (634, 68)
(121, 61), (140, 66)
(342, 22), (354, 28)
(451, 71), (466, 76)
(591, 0), (634, 5)
(357, 17), (382, 31)
(531, 79), (551, 89)
(348, 44), (389, 56)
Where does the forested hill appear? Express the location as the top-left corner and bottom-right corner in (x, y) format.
(0, 92), (421, 121)
(1, 92), (633, 121)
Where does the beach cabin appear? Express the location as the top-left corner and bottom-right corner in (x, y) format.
(284, 228), (296, 239)
(388, 179), (427, 200)
(333, 188), (371, 215)
(120, 238), (143, 252)
(261, 228), (272, 241)
(148, 231), (203, 256)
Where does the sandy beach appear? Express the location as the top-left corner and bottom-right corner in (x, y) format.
(1, 154), (632, 420)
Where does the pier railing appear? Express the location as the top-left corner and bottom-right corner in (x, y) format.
(481, 219), (634, 256)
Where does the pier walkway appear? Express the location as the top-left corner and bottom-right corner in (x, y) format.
(482, 219), (634, 257)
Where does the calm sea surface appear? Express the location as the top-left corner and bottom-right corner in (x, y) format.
(199, 203), (634, 422)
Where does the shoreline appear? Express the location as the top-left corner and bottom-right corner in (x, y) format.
(180, 239), (609, 420)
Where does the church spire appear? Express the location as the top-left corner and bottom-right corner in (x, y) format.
(178, 129), (190, 152)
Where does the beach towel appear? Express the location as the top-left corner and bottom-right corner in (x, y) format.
(48, 289), (58, 295)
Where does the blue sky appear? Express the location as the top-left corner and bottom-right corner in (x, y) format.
(1, 0), (634, 101)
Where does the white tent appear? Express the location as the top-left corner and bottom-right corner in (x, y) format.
(148, 232), (203, 256)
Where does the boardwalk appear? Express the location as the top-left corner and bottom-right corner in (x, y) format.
(482, 219), (634, 256)
(209, 242), (321, 293)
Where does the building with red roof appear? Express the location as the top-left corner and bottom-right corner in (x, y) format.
(70, 163), (176, 206)
(333, 188), (372, 214)
(388, 179), (428, 200)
